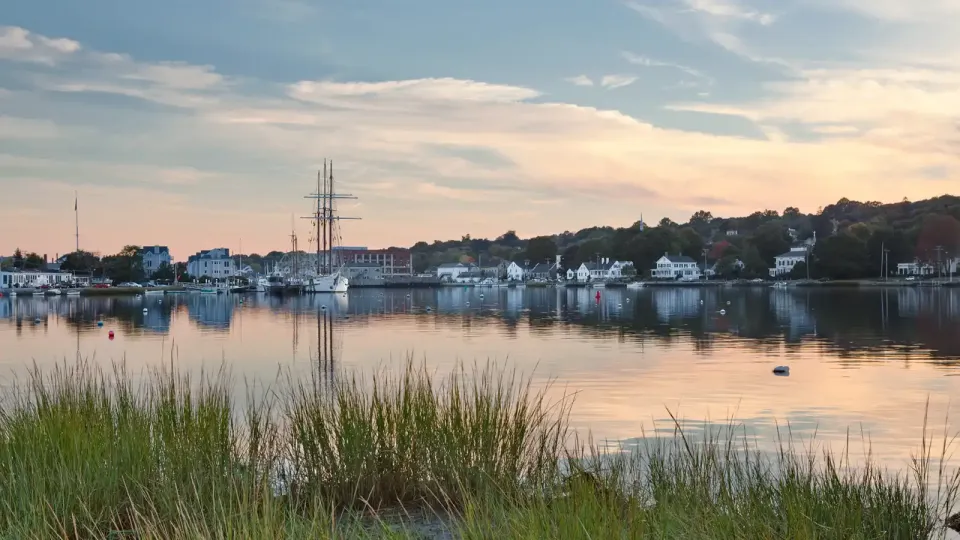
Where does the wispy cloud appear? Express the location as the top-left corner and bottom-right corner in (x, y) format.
(600, 74), (638, 89)
(621, 51), (715, 86)
(565, 75), (594, 87)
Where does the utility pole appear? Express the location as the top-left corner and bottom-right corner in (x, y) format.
(936, 245), (944, 281)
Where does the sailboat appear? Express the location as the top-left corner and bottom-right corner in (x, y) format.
(302, 160), (359, 294)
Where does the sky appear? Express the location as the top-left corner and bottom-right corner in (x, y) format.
(2, 0), (959, 260)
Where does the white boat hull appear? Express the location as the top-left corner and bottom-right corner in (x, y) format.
(306, 274), (349, 293)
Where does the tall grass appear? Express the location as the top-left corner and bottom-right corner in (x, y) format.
(0, 359), (956, 539)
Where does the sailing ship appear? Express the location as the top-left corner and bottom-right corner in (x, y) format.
(302, 160), (359, 294)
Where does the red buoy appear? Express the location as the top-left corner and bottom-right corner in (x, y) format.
(595, 290), (601, 302)
(108, 331), (115, 340)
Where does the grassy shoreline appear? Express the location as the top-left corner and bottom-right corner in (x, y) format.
(1, 361), (957, 539)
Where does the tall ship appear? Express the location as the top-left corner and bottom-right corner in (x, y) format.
(302, 160), (360, 294)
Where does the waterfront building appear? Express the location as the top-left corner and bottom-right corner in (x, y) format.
(186, 248), (236, 279)
(437, 262), (477, 281)
(1, 270), (75, 288)
(141, 246), (172, 275)
(771, 245), (810, 277)
(651, 254), (701, 280)
(329, 247), (413, 276)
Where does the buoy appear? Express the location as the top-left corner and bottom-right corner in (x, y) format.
(700, 300), (704, 304)
(719, 309), (726, 315)
(466, 301), (470, 306)
(143, 308), (148, 313)
(726, 301), (731, 305)
(773, 366), (790, 375)
(108, 330), (115, 338)
(426, 307), (432, 312)
(321, 305), (327, 310)
(33, 317), (41, 324)
(617, 303), (622, 308)
(480, 294), (484, 299)
(97, 321), (104, 327)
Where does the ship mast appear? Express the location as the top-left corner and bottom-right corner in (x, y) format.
(302, 159), (360, 275)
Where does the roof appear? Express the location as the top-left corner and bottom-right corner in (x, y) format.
(438, 263), (464, 268)
(775, 250), (807, 259)
(585, 261), (616, 271)
(529, 263), (556, 274)
(662, 255), (696, 264)
(458, 271), (484, 278)
(141, 246), (170, 254)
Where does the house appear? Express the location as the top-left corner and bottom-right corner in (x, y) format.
(333, 247), (413, 276)
(506, 262), (525, 281)
(437, 263), (476, 281)
(725, 230), (739, 236)
(705, 258), (745, 277)
(187, 248), (236, 279)
(527, 262), (557, 281)
(771, 245), (810, 277)
(651, 254), (701, 280)
(566, 268), (576, 280)
(576, 264), (590, 282)
(141, 246), (172, 275)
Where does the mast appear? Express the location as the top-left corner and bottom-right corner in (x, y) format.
(329, 161), (335, 273)
(316, 165), (323, 276)
(74, 191), (79, 253)
(301, 159), (360, 275)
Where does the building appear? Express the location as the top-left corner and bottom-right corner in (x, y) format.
(187, 248), (236, 279)
(771, 245), (810, 277)
(332, 247), (413, 276)
(342, 262), (384, 281)
(141, 246), (172, 275)
(651, 254), (701, 280)
(437, 262), (477, 281)
(454, 271), (484, 284)
(1, 270), (75, 288)
(527, 262), (558, 281)
(897, 260), (935, 277)
(579, 258), (631, 281)
(506, 262), (525, 281)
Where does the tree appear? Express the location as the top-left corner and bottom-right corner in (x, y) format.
(658, 217), (676, 228)
(496, 230), (521, 247)
(12, 248), (23, 270)
(749, 222), (791, 265)
(102, 245), (145, 283)
(23, 252), (45, 270)
(60, 251), (100, 273)
(915, 214), (960, 262)
(811, 233), (870, 279)
(740, 245), (767, 278)
(151, 262), (176, 282)
(678, 227), (704, 259)
(789, 261), (808, 280)
(526, 236), (558, 265)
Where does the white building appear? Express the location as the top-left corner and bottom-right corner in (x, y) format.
(651, 254), (701, 280)
(506, 262), (525, 281)
(771, 245), (810, 277)
(187, 248), (236, 279)
(437, 262), (477, 281)
(1, 270), (75, 288)
(897, 260), (935, 276)
(141, 246), (172, 275)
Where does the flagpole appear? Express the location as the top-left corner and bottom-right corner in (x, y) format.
(74, 191), (79, 253)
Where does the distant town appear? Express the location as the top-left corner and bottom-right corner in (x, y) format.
(3, 194), (960, 294)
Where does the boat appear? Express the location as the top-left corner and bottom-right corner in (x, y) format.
(200, 287), (218, 294)
(144, 289), (164, 296)
(592, 282), (605, 288)
(255, 277), (268, 293)
(626, 281), (645, 289)
(66, 289), (82, 296)
(303, 160), (357, 295)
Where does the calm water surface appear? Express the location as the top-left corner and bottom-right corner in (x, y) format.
(3, 287), (960, 468)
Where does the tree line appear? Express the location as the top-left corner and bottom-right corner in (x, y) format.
(409, 195), (960, 279)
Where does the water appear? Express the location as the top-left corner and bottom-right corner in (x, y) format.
(3, 286), (960, 468)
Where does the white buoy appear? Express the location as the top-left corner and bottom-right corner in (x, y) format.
(617, 303), (622, 308)
(426, 307), (432, 312)
(143, 308), (148, 313)
(700, 300), (704, 304)
(773, 365), (790, 375)
(726, 301), (731, 305)
(321, 305), (327, 310)
(719, 309), (726, 315)
(466, 302), (470, 306)
(34, 317), (41, 324)
(480, 294), (484, 299)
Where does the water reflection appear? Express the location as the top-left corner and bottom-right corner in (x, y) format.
(4, 287), (960, 468)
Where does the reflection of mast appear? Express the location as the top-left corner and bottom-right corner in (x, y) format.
(316, 308), (337, 390)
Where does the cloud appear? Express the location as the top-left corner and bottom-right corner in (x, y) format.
(566, 75), (594, 87)
(600, 74), (638, 89)
(0, 116), (61, 139)
(0, 26), (80, 65)
(1, 25), (959, 256)
(622, 51), (715, 86)
(623, 0), (785, 67)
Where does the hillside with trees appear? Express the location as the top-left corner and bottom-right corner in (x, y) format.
(408, 195), (960, 279)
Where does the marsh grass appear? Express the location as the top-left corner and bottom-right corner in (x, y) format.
(0, 359), (956, 539)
